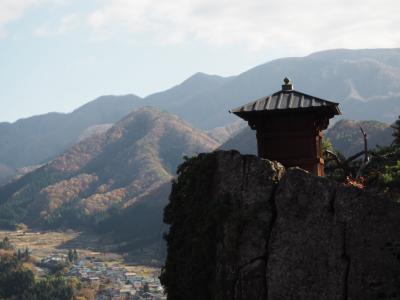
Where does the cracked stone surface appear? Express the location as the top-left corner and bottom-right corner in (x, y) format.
(162, 150), (400, 300)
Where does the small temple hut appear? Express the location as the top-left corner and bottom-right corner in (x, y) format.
(230, 78), (341, 176)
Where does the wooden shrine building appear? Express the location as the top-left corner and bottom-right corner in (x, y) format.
(230, 78), (341, 176)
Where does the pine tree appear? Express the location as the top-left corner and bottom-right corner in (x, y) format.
(143, 282), (150, 293)
(0, 237), (13, 250)
(17, 249), (22, 261)
(67, 249), (73, 263)
(392, 115), (400, 146)
(73, 249), (78, 263)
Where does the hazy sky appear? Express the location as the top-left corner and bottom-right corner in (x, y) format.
(1, 0), (399, 122)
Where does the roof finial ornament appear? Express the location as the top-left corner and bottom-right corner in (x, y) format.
(282, 77), (293, 91)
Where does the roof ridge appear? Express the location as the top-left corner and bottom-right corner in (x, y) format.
(230, 88), (341, 116)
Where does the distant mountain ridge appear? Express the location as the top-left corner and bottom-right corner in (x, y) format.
(169, 48), (400, 128)
(145, 72), (233, 107)
(0, 94), (142, 170)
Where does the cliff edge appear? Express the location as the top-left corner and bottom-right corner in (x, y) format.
(161, 150), (400, 300)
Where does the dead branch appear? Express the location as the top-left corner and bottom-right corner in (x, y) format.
(356, 126), (370, 178)
(360, 126), (369, 163)
(345, 151), (365, 163)
(324, 149), (350, 175)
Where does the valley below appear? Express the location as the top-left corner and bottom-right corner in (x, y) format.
(0, 229), (120, 262)
(0, 229), (164, 299)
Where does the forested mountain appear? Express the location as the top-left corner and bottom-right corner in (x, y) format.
(0, 107), (217, 233)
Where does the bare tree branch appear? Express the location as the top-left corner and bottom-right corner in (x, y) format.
(360, 126), (369, 163)
(324, 149), (350, 175)
(356, 126), (370, 179)
(345, 151), (365, 163)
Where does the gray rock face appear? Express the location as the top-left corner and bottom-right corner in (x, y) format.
(162, 150), (400, 300)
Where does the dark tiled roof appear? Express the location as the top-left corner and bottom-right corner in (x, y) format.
(230, 79), (341, 117)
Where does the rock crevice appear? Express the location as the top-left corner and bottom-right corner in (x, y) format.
(340, 223), (350, 300)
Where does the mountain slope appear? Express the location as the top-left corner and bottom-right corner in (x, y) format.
(146, 72), (232, 108)
(0, 94), (143, 170)
(206, 120), (246, 144)
(0, 107), (218, 229)
(219, 125), (257, 155)
(0, 164), (14, 185)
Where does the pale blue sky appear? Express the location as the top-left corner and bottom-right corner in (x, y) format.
(1, 0), (399, 122)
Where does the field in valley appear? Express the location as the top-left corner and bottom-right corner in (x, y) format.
(0, 229), (160, 277)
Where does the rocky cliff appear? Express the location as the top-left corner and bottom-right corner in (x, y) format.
(161, 150), (400, 300)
